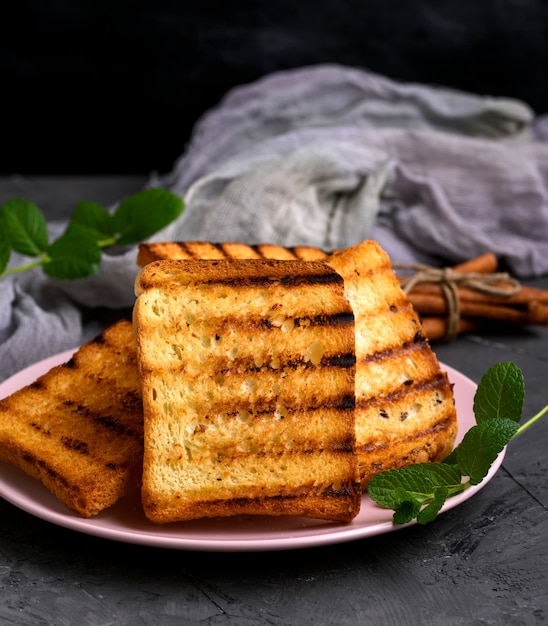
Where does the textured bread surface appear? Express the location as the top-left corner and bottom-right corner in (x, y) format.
(138, 239), (458, 486)
(327, 241), (458, 484)
(134, 259), (360, 524)
(137, 241), (329, 267)
(0, 319), (143, 517)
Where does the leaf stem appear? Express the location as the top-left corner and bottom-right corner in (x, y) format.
(0, 258), (48, 276)
(448, 482), (469, 497)
(513, 404), (548, 439)
(97, 236), (118, 249)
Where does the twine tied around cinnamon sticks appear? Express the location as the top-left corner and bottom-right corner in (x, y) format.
(394, 253), (548, 342)
(396, 263), (522, 340)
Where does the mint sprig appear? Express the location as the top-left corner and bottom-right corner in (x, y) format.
(0, 188), (184, 280)
(368, 362), (548, 525)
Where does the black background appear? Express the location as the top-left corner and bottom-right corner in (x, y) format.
(4, 0), (548, 175)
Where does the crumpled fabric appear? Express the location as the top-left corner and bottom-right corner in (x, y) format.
(2, 63), (548, 382)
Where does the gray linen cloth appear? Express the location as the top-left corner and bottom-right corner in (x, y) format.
(2, 64), (548, 382)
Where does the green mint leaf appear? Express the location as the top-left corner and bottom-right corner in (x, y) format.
(366, 472), (403, 510)
(111, 188), (184, 246)
(412, 462), (462, 488)
(368, 467), (433, 510)
(417, 486), (449, 524)
(369, 462), (469, 524)
(442, 447), (458, 466)
(1, 197), (49, 257)
(67, 200), (115, 240)
(0, 232), (11, 274)
(455, 418), (518, 485)
(473, 362), (524, 424)
(44, 226), (102, 279)
(393, 496), (421, 525)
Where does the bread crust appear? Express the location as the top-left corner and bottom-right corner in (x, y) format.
(137, 241), (330, 267)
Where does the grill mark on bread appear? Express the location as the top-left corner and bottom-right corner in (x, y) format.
(358, 415), (456, 454)
(174, 353), (355, 378)
(294, 312), (355, 327)
(356, 372), (452, 412)
(184, 398), (355, 422)
(179, 483), (362, 508)
(183, 311), (354, 334)
(359, 335), (430, 366)
(190, 270), (344, 289)
(181, 241), (198, 257)
(60, 400), (143, 440)
(22, 451), (75, 490)
(180, 437), (357, 461)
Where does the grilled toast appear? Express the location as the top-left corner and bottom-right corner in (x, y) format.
(326, 241), (457, 483)
(137, 240), (458, 485)
(0, 319), (143, 517)
(133, 259), (361, 524)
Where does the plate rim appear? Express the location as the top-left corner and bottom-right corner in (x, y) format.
(0, 350), (503, 551)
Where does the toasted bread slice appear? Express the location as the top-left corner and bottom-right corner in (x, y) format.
(137, 241), (330, 267)
(137, 239), (458, 486)
(134, 259), (360, 524)
(327, 241), (458, 484)
(0, 319), (143, 517)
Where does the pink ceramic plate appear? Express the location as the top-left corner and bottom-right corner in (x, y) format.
(0, 352), (503, 551)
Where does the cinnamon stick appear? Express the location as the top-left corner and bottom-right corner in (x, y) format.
(406, 282), (548, 307)
(408, 292), (548, 325)
(451, 252), (498, 274)
(421, 317), (483, 341)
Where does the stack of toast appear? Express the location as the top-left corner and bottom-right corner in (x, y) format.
(137, 240), (457, 484)
(0, 239), (457, 524)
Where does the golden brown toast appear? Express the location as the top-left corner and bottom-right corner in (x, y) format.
(137, 240), (458, 486)
(327, 241), (458, 484)
(0, 319), (143, 517)
(133, 259), (361, 524)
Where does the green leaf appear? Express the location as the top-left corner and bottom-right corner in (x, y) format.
(0, 227), (11, 273)
(473, 362), (524, 424)
(393, 497), (421, 525)
(67, 200), (115, 240)
(111, 188), (185, 246)
(417, 487), (449, 524)
(368, 467), (433, 510)
(455, 418), (518, 485)
(44, 226), (102, 279)
(411, 462), (462, 487)
(2, 197), (49, 256)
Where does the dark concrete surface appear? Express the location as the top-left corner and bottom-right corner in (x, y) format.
(0, 178), (547, 625)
